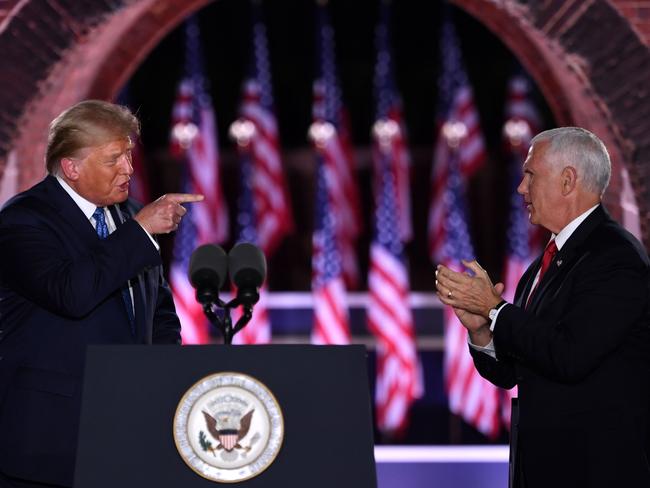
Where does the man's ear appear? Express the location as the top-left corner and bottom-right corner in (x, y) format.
(561, 166), (577, 195)
(60, 158), (80, 181)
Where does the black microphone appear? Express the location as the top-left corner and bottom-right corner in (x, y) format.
(188, 244), (228, 305)
(228, 242), (267, 307)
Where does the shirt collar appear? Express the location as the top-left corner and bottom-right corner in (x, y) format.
(56, 176), (100, 220)
(552, 204), (600, 250)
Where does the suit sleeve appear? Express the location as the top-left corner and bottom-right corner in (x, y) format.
(469, 345), (518, 389)
(151, 269), (182, 344)
(0, 216), (161, 319)
(493, 245), (649, 384)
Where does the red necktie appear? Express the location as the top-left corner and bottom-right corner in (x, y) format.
(526, 239), (558, 307)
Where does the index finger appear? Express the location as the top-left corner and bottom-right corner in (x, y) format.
(436, 265), (469, 286)
(461, 260), (488, 278)
(165, 193), (205, 204)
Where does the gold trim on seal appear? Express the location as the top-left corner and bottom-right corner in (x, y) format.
(173, 371), (284, 483)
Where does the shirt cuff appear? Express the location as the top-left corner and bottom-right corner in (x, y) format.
(489, 302), (508, 331)
(137, 223), (160, 251)
(468, 338), (497, 359)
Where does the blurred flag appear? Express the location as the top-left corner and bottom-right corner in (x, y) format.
(500, 70), (543, 427)
(238, 1), (293, 256)
(114, 86), (150, 204)
(312, 2), (362, 288)
(440, 148), (501, 439)
(169, 17), (229, 345)
(430, 12), (499, 438)
(367, 0), (419, 436)
(428, 13), (487, 263)
(311, 151), (350, 345)
(371, 1), (412, 242)
(230, 138), (271, 345)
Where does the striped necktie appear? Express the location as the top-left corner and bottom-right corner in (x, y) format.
(93, 207), (135, 334)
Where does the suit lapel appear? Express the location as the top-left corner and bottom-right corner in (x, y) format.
(515, 258), (541, 308)
(44, 176), (98, 246)
(527, 205), (608, 312)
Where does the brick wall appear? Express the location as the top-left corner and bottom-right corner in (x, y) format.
(453, 0), (650, 245)
(1, 0), (650, 245)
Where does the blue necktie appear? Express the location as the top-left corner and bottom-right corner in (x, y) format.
(93, 207), (135, 335)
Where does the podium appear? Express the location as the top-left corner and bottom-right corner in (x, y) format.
(74, 345), (377, 487)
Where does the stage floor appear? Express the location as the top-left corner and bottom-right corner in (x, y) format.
(375, 445), (509, 488)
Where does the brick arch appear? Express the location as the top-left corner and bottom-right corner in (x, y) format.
(1, 0), (649, 244)
(0, 0), (213, 190)
(451, 0), (650, 243)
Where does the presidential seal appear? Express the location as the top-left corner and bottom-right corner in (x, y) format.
(173, 372), (284, 483)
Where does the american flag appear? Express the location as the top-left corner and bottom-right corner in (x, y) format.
(114, 86), (150, 204)
(367, 162), (419, 433)
(500, 70), (543, 427)
(231, 149), (271, 345)
(312, 2), (362, 288)
(366, 1), (419, 436)
(169, 17), (229, 345)
(239, 2), (293, 256)
(371, 2), (412, 242)
(440, 149), (501, 439)
(311, 159), (350, 345)
(428, 13), (487, 263)
(430, 12), (499, 438)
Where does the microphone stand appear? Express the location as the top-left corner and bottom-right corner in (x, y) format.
(202, 296), (254, 345)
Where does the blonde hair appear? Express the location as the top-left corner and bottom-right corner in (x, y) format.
(45, 100), (140, 174)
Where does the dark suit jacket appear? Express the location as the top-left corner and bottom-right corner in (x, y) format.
(0, 175), (181, 486)
(471, 205), (650, 488)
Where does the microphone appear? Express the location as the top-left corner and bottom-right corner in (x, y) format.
(228, 242), (267, 307)
(188, 244), (228, 305)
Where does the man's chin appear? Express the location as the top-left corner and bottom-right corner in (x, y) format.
(109, 191), (129, 205)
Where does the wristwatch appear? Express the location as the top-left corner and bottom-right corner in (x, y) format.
(488, 300), (508, 321)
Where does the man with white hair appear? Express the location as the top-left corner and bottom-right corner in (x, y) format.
(436, 127), (650, 487)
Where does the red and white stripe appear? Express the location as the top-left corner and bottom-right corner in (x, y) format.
(170, 266), (210, 345)
(367, 244), (420, 433)
(241, 81), (293, 256)
(313, 82), (361, 288)
(232, 283), (271, 345)
(312, 278), (350, 345)
(428, 86), (486, 263)
(443, 261), (500, 438)
(311, 229), (350, 345)
(443, 266), (501, 438)
(219, 434), (238, 451)
(170, 79), (228, 345)
(172, 79), (229, 245)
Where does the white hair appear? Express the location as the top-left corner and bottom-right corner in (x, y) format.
(531, 127), (611, 195)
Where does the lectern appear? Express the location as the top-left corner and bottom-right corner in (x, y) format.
(74, 345), (377, 487)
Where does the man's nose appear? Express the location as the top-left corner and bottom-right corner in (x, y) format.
(517, 177), (526, 195)
(120, 155), (134, 174)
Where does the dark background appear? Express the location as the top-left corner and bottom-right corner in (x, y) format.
(123, 0), (555, 444)
(125, 0), (555, 292)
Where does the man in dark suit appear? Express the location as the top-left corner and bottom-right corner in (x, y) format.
(436, 127), (650, 487)
(0, 100), (203, 487)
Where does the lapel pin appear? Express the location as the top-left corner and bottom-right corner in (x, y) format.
(556, 259), (563, 267)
